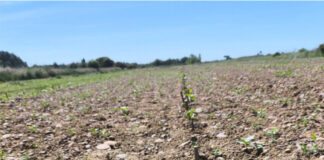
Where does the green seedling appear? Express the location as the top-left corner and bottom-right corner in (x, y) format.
(185, 108), (197, 131)
(275, 70), (293, 77)
(132, 124), (137, 132)
(279, 98), (291, 106)
(252, 120), (264, 131)
(257, 107), (267, 118)
(117, 106), (129, 116)
(133, 88), (140, 98)
(67, 126), (77, 135)
(0, 150), (7, 159)
(212, 149), (223, 157)
(300, 134), (320, 154)
(230, 115), (237, 120)
(185, 108), (197, 120)
(180, 73), (196, 110)
(157, 121), (163, 127)
(265, 128), (278, 136)
(208, 112), (215, 119)
(238, 135), (254, 148)
(311, 113), (318, 118)
(234, 86), (250, 95)
(22, 151), (29, 160)
(90, 128), (109, 137)
(249, 107), (257, 116)
(28, 126), (37, 133)
(90, 128), (99, 134)
(99, 129), (109, 137)
(40, 101), (50, 108)
(311, 133), (316, 141)
(300, 117), (309, 127)
(265, 128), (279, 140)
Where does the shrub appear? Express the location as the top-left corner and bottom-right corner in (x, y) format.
(272, 52), (281, 57)
(319, 44), (324, 56)
(88, 60), (100, 70)
(0, 71), (14, 82)
(35, 70), (47, 78)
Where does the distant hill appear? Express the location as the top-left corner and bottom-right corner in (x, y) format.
(0, 51), (27, 68)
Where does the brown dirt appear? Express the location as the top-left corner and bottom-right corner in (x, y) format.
(0, 59), (324, 160)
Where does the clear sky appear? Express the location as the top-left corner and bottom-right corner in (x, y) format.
(1, 1), (324, 65)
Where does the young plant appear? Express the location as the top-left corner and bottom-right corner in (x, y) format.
(90, 128), (109, 137)
(185, 108), (197, 131)
(191, 136), (199, 160)
(212, 149), (223, 157)
(117, 106), (130, 116)
(22, 151), (29, 160)
(0, 150), (7, 159)
(180, 73), (196, 110)
(265, 128), (279, 141)
(300, 117), (309, 127)
(99, 129), (109, 137)
(300, 134), (321, 154)
(41, 101), (49, 107)
(67, 126), (77, 135)
(238, 135), (255, 148)
(275, 70), (293, 77)
(90, 128), (99, 134)
(28, 126), (37, 133)
(249, 107), (257, 116)
(257, 107), (267, 119)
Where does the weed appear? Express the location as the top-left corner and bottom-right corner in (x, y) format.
(238, 135), (254, 148)
(117, 106), (130, 116)
(275, 70), (293, 77)
(0, 150), (7, 159)
(180, 73), (196, 110)
(67, 126), (77, 135)
(157, 121), (163, 127)
(99, 129), (109, 137)
(22, 151), (29, 160)
(40, 101), (50, 108)
(28, 126), (37, 133)
(300, 117), (309, 127)
(234, 86), (250, 95)
(311, 113), (318, 118)
(90, 128), (99, 134)
(265, 128), (279, 140)
(249, 107), (257, 116)
(90, 128), (109, 137)
(212, 149), (223, 157)
(300, 134), (322, 154)
(132, 124), (137, 132)
(257, 107), (267, 118)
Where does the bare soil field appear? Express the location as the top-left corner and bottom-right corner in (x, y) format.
(0, 59), (323, 160)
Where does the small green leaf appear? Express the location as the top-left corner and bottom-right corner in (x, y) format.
(311, 133), (316, 141)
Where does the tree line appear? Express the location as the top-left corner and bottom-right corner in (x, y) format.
(44, 54), (202, 70)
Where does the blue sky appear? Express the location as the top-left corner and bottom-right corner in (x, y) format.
(1, 1), (324, 65)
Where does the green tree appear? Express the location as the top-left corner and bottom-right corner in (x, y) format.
(96, 57), (114, 67)
(224, 55), (232, 60)
(115, 62), (127, 69)
(81, 58), (87, 68)
(0, 51), (27, 68)
(53, 62), (59, 68)
(69, 63), (78, 69)
(319, 44), (324, 56)
(88, 60), (100, 70)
